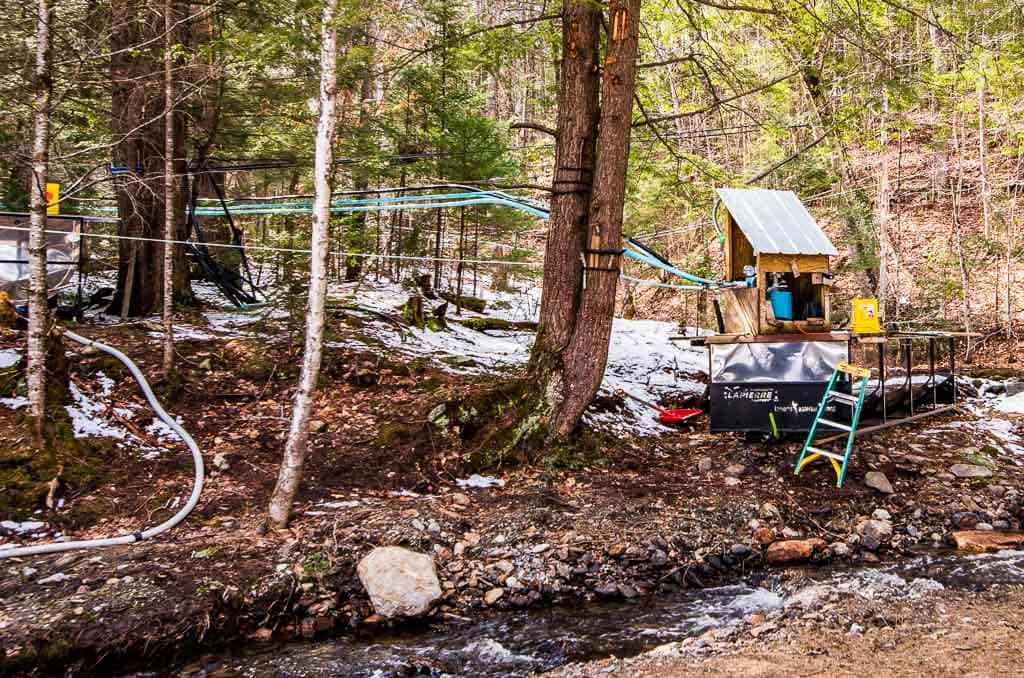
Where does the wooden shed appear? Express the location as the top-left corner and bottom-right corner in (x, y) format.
(715, 188), (838, 336)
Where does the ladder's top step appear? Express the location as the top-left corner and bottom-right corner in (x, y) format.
(836, 361), (871, 378)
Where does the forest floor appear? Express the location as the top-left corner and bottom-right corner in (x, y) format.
(1, 278), (1023, 674)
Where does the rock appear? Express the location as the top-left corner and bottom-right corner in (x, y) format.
(785, 585), (825, 611)
(872, 508), (892, 521)
(482, 587), (504, 605)
(989, 486), (1007, 498)
(861, 534), (881, 551)
(760, 503), (781, 520)
(356, 547), (442, 619)
(724, 477), (742, 487)
(750, 622), (778, 637)
(952, 530), (1024, 553)
(618, 583), (639, 598)
(427, 519), (441, 534)
(724, 464), (746, 477)
(212, 453), (230, 471)
(993, 520), (1011, 531)
(950, 464), (993, 478)
(493, 559), (514, 575)
(697, 457), (713, 473)
(858, 519), (893, 548)
(935, 472), (956, 481)
(309, 419), (328, 433)
(1005, 381), (1024, 396)
(651, 549), (670, 566)
(608, 543), (627, 558)
(730, 543), (752, 557)
(765, 538), (826, 565)
(451, 493), (471, 507)
(849, 623), (864, 635)
(251, 627), (274, 641)
(952, 512), (978, 529)
(781, 527), (800, 539)
(752, 527), (775, 546)
(865, 471), (894, 494)
(828, 542), (851, 558)
(906, 525), (921, 538)
(531, 543), (551, 554)
(975, 522), (994, 531)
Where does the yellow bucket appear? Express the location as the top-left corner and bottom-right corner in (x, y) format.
(851, 298), (882, 334)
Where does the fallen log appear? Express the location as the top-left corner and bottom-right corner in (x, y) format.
(438, 291), (486, 313)
(454, 317), (538, 333)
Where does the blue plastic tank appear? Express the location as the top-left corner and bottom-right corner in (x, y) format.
(768, 289), (793, 320)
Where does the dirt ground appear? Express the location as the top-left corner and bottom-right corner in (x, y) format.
(557, 586), (1024, 677)
(1, 307), (1023, 674)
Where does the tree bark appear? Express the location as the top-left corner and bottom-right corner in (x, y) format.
(531, 0), (600, 360)
(528, 0), (640, 441)
(162, 0), (176, 374)
(268, 0), (342, 528)
(27, 0), (53, 438)
(109, 0), (191, 317)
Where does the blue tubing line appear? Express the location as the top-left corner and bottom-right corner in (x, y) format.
(623, 245), (725, 287)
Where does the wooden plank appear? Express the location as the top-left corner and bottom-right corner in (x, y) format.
(703, 331), (850, 345)
(726, 210), (755, 281)
(758, 253), (830, 273)
(718, 288), (759, 335)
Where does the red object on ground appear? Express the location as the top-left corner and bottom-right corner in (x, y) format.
(656, 407), (702, 426)
(618, 389), (702, 426)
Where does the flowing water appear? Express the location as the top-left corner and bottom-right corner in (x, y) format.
(178, 549), (1024, 677)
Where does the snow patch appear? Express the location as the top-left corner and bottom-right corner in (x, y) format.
(456, 474), (506, 489)
(0, 348), (22, 369)
(66, 382), (128, 440)
(0, 396), (29, 410)
(0, 520), (45, 534)
(994, 391), (1024, 414)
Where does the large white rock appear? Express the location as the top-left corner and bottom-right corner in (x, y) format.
(356, 546), (442, 619)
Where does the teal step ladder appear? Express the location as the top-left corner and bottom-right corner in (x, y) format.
(794, 361), (871, 488)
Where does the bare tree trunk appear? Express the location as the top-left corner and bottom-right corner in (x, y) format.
(27, 0), (53, 438)
(268, 0), (342, 528)
(952, 110), (973, 358)
(528, 0), (640, 441)
(978, 49), (991, 239)
(877, 90), (891, 321)
(162, 0), (175, 374)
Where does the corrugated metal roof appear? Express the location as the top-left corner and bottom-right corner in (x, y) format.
(716, 187), (838, 256)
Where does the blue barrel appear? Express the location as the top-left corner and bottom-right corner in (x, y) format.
(768, 289), (793, 320)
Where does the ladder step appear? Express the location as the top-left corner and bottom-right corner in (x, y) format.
(805, 446), (846, 461)
(827, 390), (858, 405)
(817, 418), (852, 432)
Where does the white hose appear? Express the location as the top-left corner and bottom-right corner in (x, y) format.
(0, 329), (205, 559)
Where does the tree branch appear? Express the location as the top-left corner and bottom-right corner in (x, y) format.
(689, 0), (779, 15)
(510, 121), (558, 137)
(631, 70), (798, 128)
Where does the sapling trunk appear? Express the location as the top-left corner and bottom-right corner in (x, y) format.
(268, 0), (342, 528)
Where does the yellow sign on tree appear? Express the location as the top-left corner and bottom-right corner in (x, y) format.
(45, 183), (60, 215)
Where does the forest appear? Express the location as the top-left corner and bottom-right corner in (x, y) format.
(1, 0), (1024, 675)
